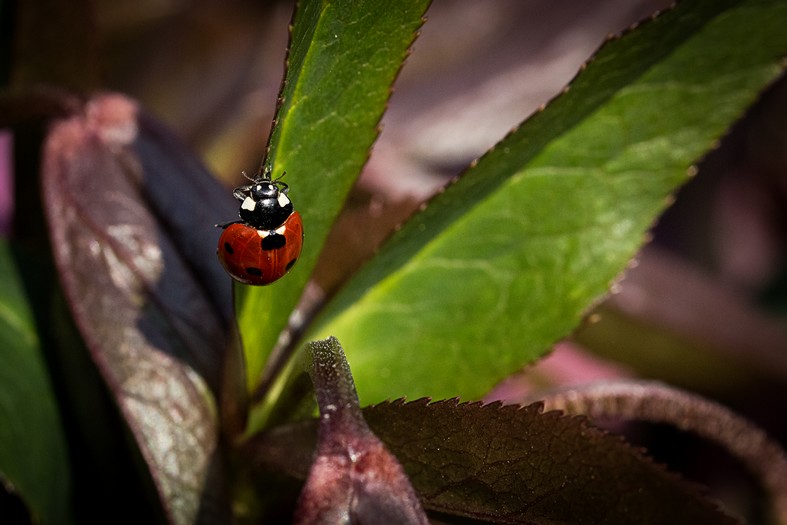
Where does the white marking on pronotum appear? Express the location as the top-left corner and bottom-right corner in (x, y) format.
(275, 224), (287, 235)
(277, 193), (290, 207)
(241, 197), (256, 211)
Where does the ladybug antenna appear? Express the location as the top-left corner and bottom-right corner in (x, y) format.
(254, 164), (287, 186)
(241, 170), (255, 183)
(272, 171), (288, 193)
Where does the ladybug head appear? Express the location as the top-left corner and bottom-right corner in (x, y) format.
(250, 180), (288, 200)
(238, 180), (294, 230)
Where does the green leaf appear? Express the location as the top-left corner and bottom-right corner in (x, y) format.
(0, 240), (71, 524)
(235, 0), (430, 394)
(305, 0), (787, 404)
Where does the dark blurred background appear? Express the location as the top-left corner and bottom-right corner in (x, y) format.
(6, 0), (787, 521)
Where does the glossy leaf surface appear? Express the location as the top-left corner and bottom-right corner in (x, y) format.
(307, 0), (787, 403)
(236, 0), (431, 394)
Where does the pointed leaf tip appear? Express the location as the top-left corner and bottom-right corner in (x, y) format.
(237, 0), (432, 397)
(306, 0), (787, 407)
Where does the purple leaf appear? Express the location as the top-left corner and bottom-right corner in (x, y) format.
(294, 337), (428, 525)
(41, 93), (237, 525)
(250, 397), (739, 524)
(537, 379), (787, 523)
(365, 399), (738, 524)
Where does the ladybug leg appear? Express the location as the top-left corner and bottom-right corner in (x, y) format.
(215, 219), (241, 229)
(232, 186), (251, 201)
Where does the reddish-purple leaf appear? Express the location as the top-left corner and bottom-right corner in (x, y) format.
(250, 397), (738, 524)
(41, 93), (237, 525)
(365, 399), (738, 524)
(294, 337), (428, 525)
(537, 380), (787, 523)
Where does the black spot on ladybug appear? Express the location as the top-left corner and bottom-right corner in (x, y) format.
(246, 267), (263, 277)
(261, 233), (286, 251)
(223, 242), (235, 255)
(286, 258), (297, 271)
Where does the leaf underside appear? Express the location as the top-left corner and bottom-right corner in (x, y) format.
(41, 94), (236, 525)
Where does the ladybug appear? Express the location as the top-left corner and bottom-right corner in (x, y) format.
(217, 170), (303, 285)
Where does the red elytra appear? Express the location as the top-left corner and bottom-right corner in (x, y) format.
(218, 211), (303, 286)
